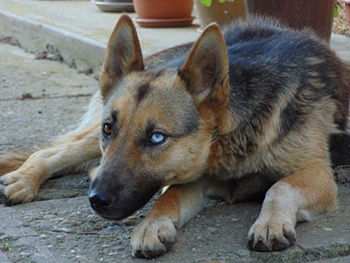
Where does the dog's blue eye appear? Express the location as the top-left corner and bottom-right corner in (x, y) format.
(150, 132), (166, 145)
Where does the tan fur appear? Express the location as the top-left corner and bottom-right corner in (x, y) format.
(0, 119), (101, 204)
(0, 149), (35, 177)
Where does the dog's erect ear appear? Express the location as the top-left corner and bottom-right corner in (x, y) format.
(100, 14), (144, 101)
(179, 23), (229, 108)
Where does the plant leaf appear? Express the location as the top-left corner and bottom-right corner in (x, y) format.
(334, 4), (339, 18)
(201, 0), (212, 7)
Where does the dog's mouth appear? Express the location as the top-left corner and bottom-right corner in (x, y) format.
(88, 176), (161, 220)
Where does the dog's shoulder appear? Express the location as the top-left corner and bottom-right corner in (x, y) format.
(223, 18), (344, 112)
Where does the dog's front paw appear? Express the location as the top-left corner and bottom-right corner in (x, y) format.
(131, 216), (178, 258)
(0, 171), (39, 205)
(248, 219), (296, 252)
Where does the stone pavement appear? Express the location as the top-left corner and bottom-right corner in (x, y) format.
(0, 0), (350, 262)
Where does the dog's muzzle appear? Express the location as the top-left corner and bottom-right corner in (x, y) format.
(88, 171), (162, 220)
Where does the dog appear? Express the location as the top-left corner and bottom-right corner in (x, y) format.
(0, 14), (349, 258)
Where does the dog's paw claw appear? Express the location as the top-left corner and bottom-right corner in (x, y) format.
(133, 248), (165, 259)
(248, 221), (296, 252)
(4, 198), (16, 207)
(131, 216), (177, 258)
(272, 238), (289, 251)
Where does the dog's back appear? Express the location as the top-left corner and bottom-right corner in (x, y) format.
(223, 18), (349, 131)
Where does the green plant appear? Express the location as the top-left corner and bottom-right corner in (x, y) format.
(334, 2), (341, 17)
(201, 0), (233, 7)
(2, 242), (10, 252)
(1, 241), (20, 252)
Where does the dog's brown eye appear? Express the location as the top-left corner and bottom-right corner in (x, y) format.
(102, 123), (113, 136)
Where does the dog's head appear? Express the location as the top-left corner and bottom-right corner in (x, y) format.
(89, 15), (230, 220)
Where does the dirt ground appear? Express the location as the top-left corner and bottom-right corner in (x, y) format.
(0, 14), (350, 263)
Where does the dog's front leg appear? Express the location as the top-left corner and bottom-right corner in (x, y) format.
(248, 160), (337, 251)
(0, 122), (101, 204)
(131, 179), (207, 258)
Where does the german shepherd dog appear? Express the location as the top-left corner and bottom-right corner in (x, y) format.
(1, 14), (349, 258)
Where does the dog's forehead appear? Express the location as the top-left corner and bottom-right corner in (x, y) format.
(102, 69), (200, 134)
(106, 69), (187, 110)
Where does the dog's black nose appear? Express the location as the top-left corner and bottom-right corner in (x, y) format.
(89, 192), (112, 213)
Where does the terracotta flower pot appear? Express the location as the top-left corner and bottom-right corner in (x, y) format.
(133, 0), (194, 28)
